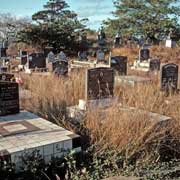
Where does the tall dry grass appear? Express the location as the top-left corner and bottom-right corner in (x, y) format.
(20, 46), (180, 162)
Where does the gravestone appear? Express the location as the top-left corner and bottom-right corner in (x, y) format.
(58, 51), (67, 62)
(20, 50), (28, 65)
(47, 51), (55, 63)
(0, 48), (7, 58)
(0, 73), (15, 82)
(86, 67), (114, 100)
(54, 61), (68, 76)
(111, 56), (127, 75)
(78, 51), (88, 61)
(149, 59), (160, 71)
(97, 49), (105, 62)
(0, 82), (19, 116)
(28, 53), (46, 69)
(161, 63), (178, 92)
(139, 48), (150, 61)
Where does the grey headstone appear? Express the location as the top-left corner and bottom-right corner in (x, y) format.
(97, 49), (105, 61)
(161, 63), (178, 92)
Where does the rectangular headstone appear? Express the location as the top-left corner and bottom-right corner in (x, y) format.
(111, 56), (127, 75)
(139, 48), (150, 61)
(86, 67), (114, 100)
(0, 82), (19, 116)
(97, 49), (105, 61)
(20, 51), (28, 65)
(28, 53), (46, 69)
(149, 59), (160, 71)
(161, 63), (178, 91)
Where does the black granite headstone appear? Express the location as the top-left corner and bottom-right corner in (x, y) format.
(0, 82), (19, 116)
(161, 63), (178, 92)
(139, 48), (150, 61)
(86, 67), (114, 100)
(111, 56), (127, 75)
(28, 53), (46, 69)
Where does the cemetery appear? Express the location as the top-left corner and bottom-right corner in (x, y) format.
(0, 0), (180, 179)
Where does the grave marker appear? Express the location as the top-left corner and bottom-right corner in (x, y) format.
(149, 59), (160, 71)
(28, 53), (46, 69)
(97, 49), (105, 62)
(111, 56), (127, 75)
(139, 48), (150, 61)
(86, 67), (114, 100)
(20, 50), (28, 65)
(54, 61), (68, 76)
(0, 82), (19, 116)
(78, 51), (88, 61)
(161, 63), (178, 92)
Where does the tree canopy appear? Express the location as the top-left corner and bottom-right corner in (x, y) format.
(18, 0), (86, 51)
(104, 0), (180, 43)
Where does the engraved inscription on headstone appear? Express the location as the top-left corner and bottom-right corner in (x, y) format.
(149, 59), (160, 71)
(111, 56), (127, 75)
(139, 48), (150, 61)
(28, 53), (46, 69)
(86, 67), (114, 100)
(161, 63), (178, 92)
(0, 82), (19, 116)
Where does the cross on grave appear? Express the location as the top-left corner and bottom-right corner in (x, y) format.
(0, 81), (19, 116)
(139, 48), (150, 61)
(111, 56), (127, 75)
(160, 63), (178, 93)
(85, 67), (114, 100)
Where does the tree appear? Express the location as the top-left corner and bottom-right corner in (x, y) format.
(18, 0), (86, 51)
(104, 0), (180, 44)
(0, 13), (31, 42)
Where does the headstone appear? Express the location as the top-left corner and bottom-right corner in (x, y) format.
(0, 82), (19, 116)
(86, 67), (114, 100)
(78, 51), (88, 61)
(139, 48), (150, 61)
(28, 53), (46, 69)
(20, 50), (28, 65)
(0, 48), (7, 58)
(54, 61), (68, 76)
(47, 51), (55, 63)
(149, 59), (160, 71)
(58, 51), (67, 62)
(111, 56), (127, 75)
(97, 49), (105, 62)
(161, 63), (178, 92)
(0, 73), (15, 82)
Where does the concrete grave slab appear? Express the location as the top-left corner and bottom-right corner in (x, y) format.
(0, 111), (81, 171)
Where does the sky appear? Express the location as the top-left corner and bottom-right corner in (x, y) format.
(0, 0), (115, 30)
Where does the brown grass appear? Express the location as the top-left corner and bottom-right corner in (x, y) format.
(20, 46), (180, 162)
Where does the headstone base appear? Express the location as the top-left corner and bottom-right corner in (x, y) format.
(115, 75), (152, 87)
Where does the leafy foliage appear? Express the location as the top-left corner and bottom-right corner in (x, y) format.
(104, 0), (180, 43)
(18, 0), (86, 51)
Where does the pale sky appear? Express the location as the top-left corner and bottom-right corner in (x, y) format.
(0, 0), (115, 29)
